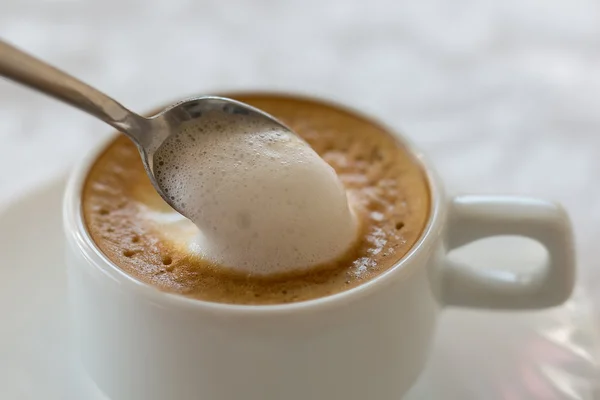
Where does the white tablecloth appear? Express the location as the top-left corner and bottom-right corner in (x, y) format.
(1, 0), (599, 314)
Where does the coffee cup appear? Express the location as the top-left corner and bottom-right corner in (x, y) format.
(64, 93), (575, 400)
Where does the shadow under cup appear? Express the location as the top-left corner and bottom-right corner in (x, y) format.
(63, 92), (574, 400)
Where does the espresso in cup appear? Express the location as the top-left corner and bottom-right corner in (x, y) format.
(82, 94), (430, 304)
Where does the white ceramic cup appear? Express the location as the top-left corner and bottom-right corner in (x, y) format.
(64, 94), (575, 400)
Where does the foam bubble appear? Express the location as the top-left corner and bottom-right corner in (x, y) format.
(154, 111), (358, 275)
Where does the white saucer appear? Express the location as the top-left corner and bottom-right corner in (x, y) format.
(1, 177), (599, 400)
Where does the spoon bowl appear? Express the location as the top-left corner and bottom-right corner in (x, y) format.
(135, 96), (291, 209)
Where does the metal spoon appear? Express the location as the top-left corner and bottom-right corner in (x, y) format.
(0, 39), (291, 216)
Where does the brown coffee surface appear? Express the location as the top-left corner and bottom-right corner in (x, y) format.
(83, 94), (430, 304)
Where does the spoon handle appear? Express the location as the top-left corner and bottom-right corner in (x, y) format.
(0, 39), (144, 134)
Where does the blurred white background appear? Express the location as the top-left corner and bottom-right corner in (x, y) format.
(1, 0), (599, 308)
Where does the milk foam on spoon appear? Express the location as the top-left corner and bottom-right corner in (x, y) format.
(154, 112), (358, 275)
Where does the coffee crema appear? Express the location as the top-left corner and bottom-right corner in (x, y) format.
(82, 94), (430, 304)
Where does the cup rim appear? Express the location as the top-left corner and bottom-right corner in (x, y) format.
(63, 91), (446, 315)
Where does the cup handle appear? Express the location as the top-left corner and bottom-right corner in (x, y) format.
(442, 195), (576, 309)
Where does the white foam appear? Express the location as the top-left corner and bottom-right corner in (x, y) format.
(153, 112), (358, 275)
